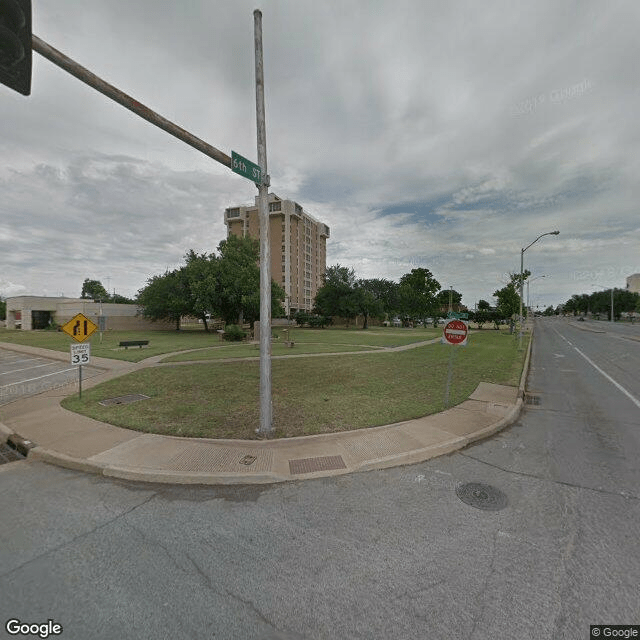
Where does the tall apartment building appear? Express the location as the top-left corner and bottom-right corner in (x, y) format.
(224, 193), (330, 316)
(627, 273), (640, 294)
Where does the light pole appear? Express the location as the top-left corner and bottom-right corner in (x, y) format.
(519, 231), (559, 348)
(591, 284), (614, 324)
(527, 275), (547, 311)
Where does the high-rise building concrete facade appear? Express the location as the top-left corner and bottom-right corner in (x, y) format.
(224, 193), (330, 316)
(627, 273), (640, 294)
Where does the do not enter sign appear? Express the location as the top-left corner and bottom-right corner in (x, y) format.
(443, 319), (468, 345)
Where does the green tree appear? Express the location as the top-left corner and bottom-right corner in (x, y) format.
(190, 235), (284, 326)
(436, 288), (463, 312)
(352, 284), (379, 330)
(493, 282), (520, 333)
(477, 299), (492, 311)
(137, 268), (191, 330)
(81, 279), (110, 301)
(0, 296), (6, 321)
(355, 279), (393, 329)
(563, 293), (589, 316)
(471, 309), (491, 329)
(398, 268), (441, 325)
(184, 249), (217, 331)
(357, 278), (400, 318)
(111, 293), (135, 304)
(314, 265), (360, 325)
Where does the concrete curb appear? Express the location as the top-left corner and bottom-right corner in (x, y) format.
(2, 331), (534, 485)
(0, 421), (13, 443)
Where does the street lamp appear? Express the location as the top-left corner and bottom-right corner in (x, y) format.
(527, 275), (547, 310)
(519, 231), (559, 348)
(591, 284), (614, 324)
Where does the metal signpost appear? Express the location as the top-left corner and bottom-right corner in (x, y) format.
(442, 319), (468, 408)
(0, 6), (276, 434)
(62, 313), (97, 399)
(70, 343), (91, 398)
(253, 10), (272, 435)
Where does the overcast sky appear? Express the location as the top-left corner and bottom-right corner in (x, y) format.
(1, 0), (638, 310)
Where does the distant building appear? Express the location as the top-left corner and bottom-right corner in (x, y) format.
(626, 273), (640, 294)
(5, 296), (173, 331)
(224, 193), (330, 315)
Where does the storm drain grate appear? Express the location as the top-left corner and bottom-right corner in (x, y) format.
(456, 482), (508, 511)
(289, 455), (347, 475)
(99, 394), (150, 407)
(0, 442), (25, 465)
(525, 394), (541, 405)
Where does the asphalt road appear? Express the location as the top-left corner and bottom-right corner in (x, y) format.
(0, 348), (102, 406)
(0, 318), (638, 639)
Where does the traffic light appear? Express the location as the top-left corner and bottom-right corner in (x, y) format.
(0, 0), (31, 95)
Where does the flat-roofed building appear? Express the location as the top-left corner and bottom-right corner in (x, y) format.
(224, 193), (330, 316)
(626, 273), (640, 294)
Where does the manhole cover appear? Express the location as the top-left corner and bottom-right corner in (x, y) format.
(0, 442), (25, 465)
(456, 482), (508, 511)
(99, 394), (150, 406)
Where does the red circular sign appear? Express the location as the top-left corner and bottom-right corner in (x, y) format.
(443, 319), (468, 344)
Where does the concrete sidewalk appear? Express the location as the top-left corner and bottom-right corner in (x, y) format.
(0, 337), (532, 485)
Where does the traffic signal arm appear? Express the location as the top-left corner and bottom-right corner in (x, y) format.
(29, 34), (232, 169)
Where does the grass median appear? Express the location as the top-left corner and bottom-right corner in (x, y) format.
(61, 330), (528, 439)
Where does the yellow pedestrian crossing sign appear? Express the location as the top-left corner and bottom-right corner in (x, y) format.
(61, 313), (98, 343)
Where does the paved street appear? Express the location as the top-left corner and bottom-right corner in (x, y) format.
(0, 318), (638, 639)
(0, 348), (102, 406)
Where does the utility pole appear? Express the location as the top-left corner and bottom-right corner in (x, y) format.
(254, 9), (273, 435)
(5, 7), (277, 433)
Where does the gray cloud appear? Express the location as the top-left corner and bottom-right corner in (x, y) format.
(1, 0), (638, 309)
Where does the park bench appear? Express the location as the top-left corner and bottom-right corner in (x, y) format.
(119, 340), (149, 349)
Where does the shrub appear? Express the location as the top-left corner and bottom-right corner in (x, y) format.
(222, 324), (246, 341)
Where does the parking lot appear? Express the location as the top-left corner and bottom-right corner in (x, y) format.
(0, 348), (102, 406)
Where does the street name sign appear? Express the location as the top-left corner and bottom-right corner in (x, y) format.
(61, 313), (98, 342)
(231, 151), (262, 184)
(70, 343), (91, 365)
(443, 319), (468, 346)
(447, 311), (469, 320)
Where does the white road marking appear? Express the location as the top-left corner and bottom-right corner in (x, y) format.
(554, 327), (640, 410)
(0, 368), (76, 389)
(572, 347), (640, 409)
(0, 363), (60, 376)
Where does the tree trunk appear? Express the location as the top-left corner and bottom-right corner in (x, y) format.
(202, 313), (209, 332)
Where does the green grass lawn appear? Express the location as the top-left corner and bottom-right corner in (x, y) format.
(0, 328), (225, 362)
(61, 330), (529, 439)
(0, 326), (441, 363)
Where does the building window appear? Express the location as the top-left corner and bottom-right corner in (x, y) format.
(226, 208), (240, 218)
(269, 202), (282, 212)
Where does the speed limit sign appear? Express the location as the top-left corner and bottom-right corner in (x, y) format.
(70, 343), (91, 365)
